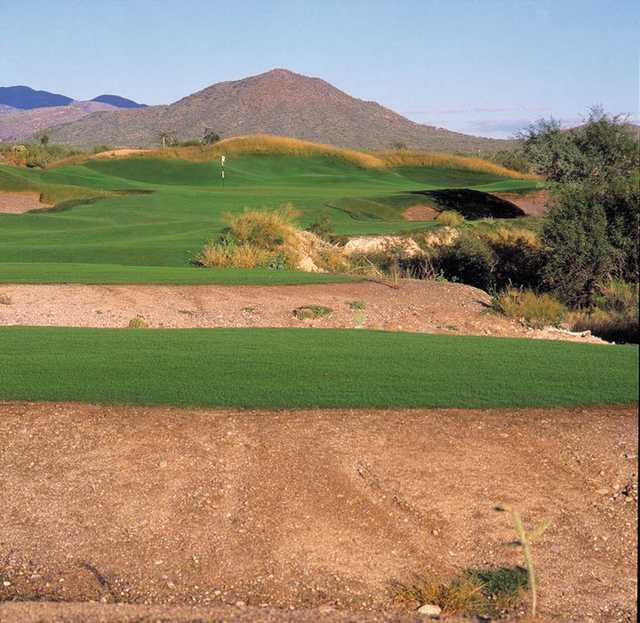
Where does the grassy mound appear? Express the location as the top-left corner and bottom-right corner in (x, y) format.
(0, 327), (636, 408)
(0, 140), (542, 285)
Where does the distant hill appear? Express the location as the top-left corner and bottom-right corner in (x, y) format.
(46, 69), (513, 152)
(0, 101), (118, 142)
(91, 94), (146, 109)
(0, 86), (73, 110)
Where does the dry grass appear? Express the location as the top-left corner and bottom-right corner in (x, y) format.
(376, 149), (540, 180)
(437, 210), (464, 226)
(392, 567), (528, 618)
(493, 289), (567, 329)
(47, 134), (536, 179)
(484, 226), (540, 247)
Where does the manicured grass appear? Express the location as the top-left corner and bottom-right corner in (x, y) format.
(1, 327), (636, 408)
(0, 262), (356, 285)
(0, 154), (540, 285)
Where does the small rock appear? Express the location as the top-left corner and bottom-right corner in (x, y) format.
(3, 581), (11, 587)
(235, 600), (246, 608)
(418, 603), (441, 618)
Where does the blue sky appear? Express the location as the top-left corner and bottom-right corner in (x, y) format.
(1, 0), (638, 137)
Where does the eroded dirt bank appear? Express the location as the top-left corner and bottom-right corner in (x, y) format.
(0, 280), (603, 342)
(1, 402), (636, 622)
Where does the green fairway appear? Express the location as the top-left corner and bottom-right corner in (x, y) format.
(1, 327), (636, 408)
(0, 152), (541, 285)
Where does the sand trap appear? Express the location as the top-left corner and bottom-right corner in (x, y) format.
(0, 191), (52, 214)
(91, 148), (151, 159)
(403, 204), (439, 221)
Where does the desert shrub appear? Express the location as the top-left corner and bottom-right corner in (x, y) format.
(0, 293), (12, 305)
(392, 566), (528, 618)
(92, 145), (114, 154)
(437, 210), (464, 226)
(348, 300), (367, 310)
(127, 315), (147, 328)
(196, 205), (303, 270)
(293, 305), (332, 319)
(484, 227), (546, 290)
(493, 289), (567, 328)
(433, 233), (495, 291)
(314, 246), (348, 272)
(570, 280), (639, 343)
(307, 212), (334, 240)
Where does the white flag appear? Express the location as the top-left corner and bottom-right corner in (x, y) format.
(221, 155), (226, 166)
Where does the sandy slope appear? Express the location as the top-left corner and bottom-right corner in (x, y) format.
(1, 402), (636, 622)
(0, 280), (604, 342)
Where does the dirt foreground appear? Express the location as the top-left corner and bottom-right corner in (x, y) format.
(0, 280), (605, 343)
(1, 402), (637, 622)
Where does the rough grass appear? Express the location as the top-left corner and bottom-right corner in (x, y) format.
(0, 328), (636, 408)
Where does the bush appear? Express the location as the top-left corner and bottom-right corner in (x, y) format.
(293, 305), (332, 319)
(484, 227), (545, 290)
(307, 212), (334, 240)
(433, 233), (495, 291)
(493, 289), (567, 328)
(437, 210), (464, 226)
(196, 205), (302, 270)
(570, 280), (639, 343)
(542, 185), (612, 307)
(127, 315), (148, 328)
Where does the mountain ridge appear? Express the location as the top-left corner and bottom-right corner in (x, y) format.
(44, 69), (513, 152)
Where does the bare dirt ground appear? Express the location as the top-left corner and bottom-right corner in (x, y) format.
(0, 403), (637, 622)
(0, 280), (605, 343)
(0, 191), (52, 214)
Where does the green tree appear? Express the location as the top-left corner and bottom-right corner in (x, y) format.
(523, 107), (639, 298)
(202, 129), (220, 145)
(542, 185), (612, 306)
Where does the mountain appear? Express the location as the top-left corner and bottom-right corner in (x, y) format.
(0, 86), (73, 110)
(91, 94), (146, 109)
(45, 69), (512, 152)
(0, 101), (118, 142)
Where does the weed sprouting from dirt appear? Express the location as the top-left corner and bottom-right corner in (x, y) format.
(293, 305), (333, 320)
(496, 505), (550, 619)
(0, 293), (12, 305)
(391, 566), (528, 618)
(127, 315), (148, 328)
(348, 300), (367, 310)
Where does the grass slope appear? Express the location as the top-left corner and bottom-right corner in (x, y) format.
(1, 328), (636, 408)
(0, 147), (541, 285)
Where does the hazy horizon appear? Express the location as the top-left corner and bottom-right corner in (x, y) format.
(2, 0), (638, 138)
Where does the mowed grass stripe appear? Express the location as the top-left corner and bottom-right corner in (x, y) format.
(0, 263), (356, 285)
(1, 328), (637, 408)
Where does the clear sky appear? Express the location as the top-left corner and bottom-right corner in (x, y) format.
(1, 0), (638, 137)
